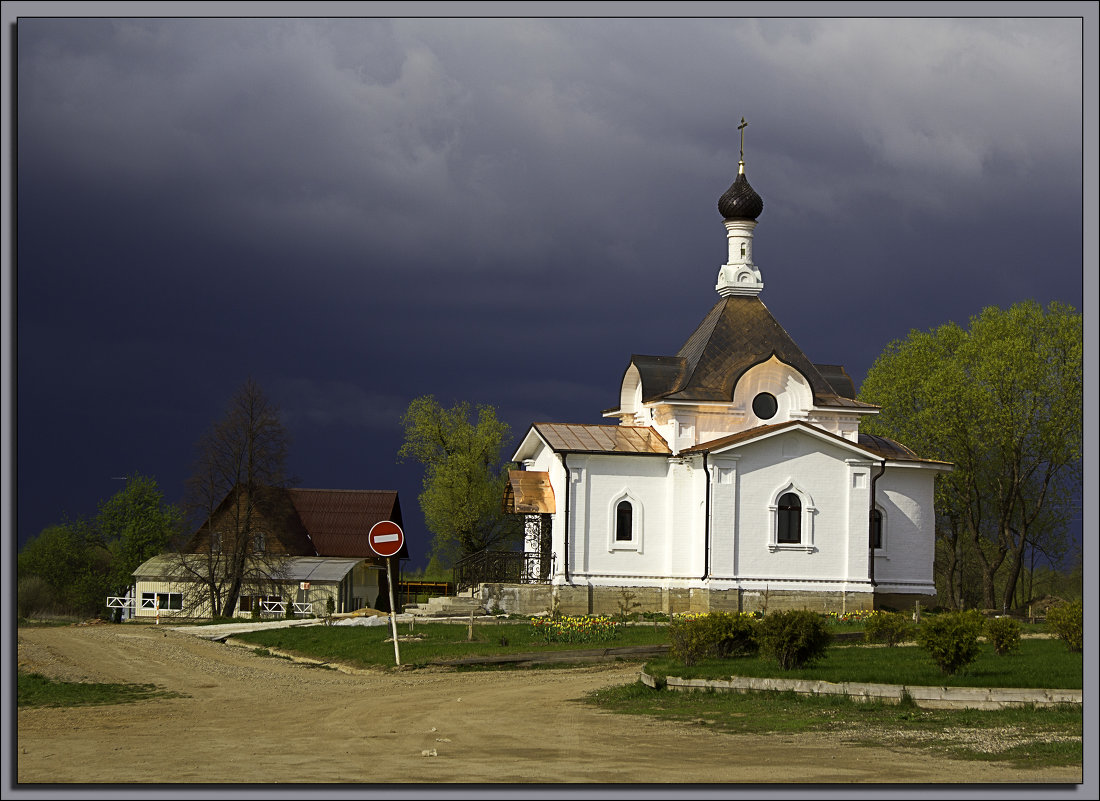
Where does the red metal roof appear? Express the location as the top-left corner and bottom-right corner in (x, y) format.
(286, 489), (408, 559)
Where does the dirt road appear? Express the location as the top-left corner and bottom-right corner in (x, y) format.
(15, 623), (1082, 785)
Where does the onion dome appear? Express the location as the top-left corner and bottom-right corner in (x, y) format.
(718, 166), (764, 221)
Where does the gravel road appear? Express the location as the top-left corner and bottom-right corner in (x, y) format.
(15, 622), (1083, 785)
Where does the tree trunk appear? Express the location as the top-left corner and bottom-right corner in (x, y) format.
(1000, 528), (1028, 613)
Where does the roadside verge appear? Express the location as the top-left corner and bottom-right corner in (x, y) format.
(641, 670), (1083, 710)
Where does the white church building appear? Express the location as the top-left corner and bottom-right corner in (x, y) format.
(498, 138), (951, 617)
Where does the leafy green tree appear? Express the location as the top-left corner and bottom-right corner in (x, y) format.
(17, 523), (108, 616)
(859, 301), (1082, 611)
(398, 395), (522, 565)
(17, 475), (181, 618)
(92, 474), (183, 601)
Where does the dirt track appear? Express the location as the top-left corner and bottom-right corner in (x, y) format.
(16, 623), (1082, 785)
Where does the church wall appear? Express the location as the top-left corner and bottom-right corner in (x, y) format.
(870, 467), (938, 597)
(696, 409), (745, 447)
(569, 454), (679, 581)
(729, 432), (859, 584)
(708, 454), (740, 579)
(666, 457), (704, 578)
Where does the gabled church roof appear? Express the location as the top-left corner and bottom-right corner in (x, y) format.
(681, 420), (950, 468)
(627, 295), (878, 410)
(529, 423), (672, 455)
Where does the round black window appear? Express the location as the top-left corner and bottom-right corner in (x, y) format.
(752, 392), (778, 420)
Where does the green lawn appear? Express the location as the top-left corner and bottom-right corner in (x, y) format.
(233, 618), (1081, 692)
(17, 672), (183, 708)
(646, 637), (1082, 689)
(232, 619), (669, 669)
(584, 680), (1083, 769)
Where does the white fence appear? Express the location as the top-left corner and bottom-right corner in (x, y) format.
(258, 600), (314, 616)
(106, 597), (314, 617)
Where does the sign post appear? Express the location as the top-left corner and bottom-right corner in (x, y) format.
(368, 521), (405, 666)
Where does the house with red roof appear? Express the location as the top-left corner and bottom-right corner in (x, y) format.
(130, 489), (409, 619)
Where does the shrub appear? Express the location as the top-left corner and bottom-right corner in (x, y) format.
(756, 610), (832, 670)
(985, 616), (1021, 655)
(17, 575), (53, 619)
(915, 610), (983, 675)
(862, 611), (914, 647)
(1045, 601), (1083, 653)
(669, 612), (759, 666)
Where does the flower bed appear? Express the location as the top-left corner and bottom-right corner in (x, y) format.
(531, 615), (622, 644)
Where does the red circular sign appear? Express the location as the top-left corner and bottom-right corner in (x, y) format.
(368, 520), (405, 557)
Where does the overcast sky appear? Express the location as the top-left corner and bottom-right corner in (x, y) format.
(5, 9), (1094, 566)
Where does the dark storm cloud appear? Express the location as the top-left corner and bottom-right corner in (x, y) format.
(11, 15), (1087, 559)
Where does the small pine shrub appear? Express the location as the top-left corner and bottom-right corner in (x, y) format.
(756, 609), (832, 670)
(862, 610), (914, 647)
(325, 596), (336, 617)
(669, 612), (759, 666)
(1045, 601), (1083, 653)
(985, 616), (1021, 655)
(916, 610), (983, 675)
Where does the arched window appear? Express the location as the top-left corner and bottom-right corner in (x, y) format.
(777, 492), (801, 544)
(871, 508), (883, 550)
(615, 500), (633, 542)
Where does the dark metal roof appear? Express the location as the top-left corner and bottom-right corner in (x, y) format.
(857, 434), (950, 466)
(132, 554), (368, 583)
(286, 489), (409, 559)
(814, 364), (857, 400)
(629, 296), (876, 411)
(718, 171), (764, 220)
(532, 423), (672, 455)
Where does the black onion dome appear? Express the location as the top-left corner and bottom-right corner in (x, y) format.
(718, 171), (764, 220)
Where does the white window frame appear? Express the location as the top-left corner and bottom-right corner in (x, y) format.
(767, 481), (816, 552)
(607, 490), (643, 553)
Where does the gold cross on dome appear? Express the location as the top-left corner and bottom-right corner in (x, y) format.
(738, 117), (748, 161)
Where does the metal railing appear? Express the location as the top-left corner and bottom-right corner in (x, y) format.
(397, 581), (454, 608)
(453, 550), (551, 593)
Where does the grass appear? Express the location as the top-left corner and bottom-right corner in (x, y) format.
(17, 671), (184, 708)
(584, 681), (1083, 769)
(646, 637), (1082, 689)
(232, 619), (668, 669)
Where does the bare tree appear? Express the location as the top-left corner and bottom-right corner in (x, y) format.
(173, 379), (294, 618)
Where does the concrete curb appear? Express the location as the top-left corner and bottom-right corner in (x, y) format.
(640, 670), (1082, 710)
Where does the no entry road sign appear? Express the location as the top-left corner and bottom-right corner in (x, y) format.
(368, 520), (405, 558)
